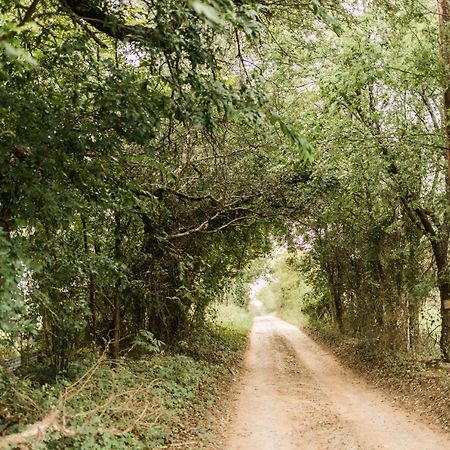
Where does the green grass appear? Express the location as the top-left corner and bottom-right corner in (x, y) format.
(275, 307), (309, 328)
(210, 301), (254, 333)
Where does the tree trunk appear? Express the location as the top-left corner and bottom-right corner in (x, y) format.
(431, 238), (450, 360)
(438, 281), (450, 361)
(326, 265), (344, 332)
(112, 293), (120, 359)
(81, 216), (96, 343)
(436, 0), (450, 361)
(406, 295), (420, 352)
(111, 213), (122, 359)
(333, 283), (344, 331)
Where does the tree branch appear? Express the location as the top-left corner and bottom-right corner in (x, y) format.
(19, 0), (42, 26)
(62, 0), (160, 44)
(166, 208), (252, 239)
(166, 210), (222, 239)
(204, 216), (248, 233)
(69, 12), (108, 48)
(134, 188), (219, 204)
(155, 188), (220, 204)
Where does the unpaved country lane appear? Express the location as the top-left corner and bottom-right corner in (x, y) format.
(224, 316), (450, 450)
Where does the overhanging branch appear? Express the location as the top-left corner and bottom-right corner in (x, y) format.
(62, 0), (160, 44)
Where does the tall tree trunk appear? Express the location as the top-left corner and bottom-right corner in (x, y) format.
(438, 280), (450, 361)
(112, 293), (121, 359)
(436, 0), (450, 361)
(111, 213), (122, 359)
(331, 281), (344, 332)
(81, 216), (96, 343)
(326, 263), (344, 332)
(434, 243), (450, 361)
(406, 295), (420, 353)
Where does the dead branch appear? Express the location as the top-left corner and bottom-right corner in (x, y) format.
(134, 188), (220, 204)
(204, 216), (248, 233)
(159, 441), (199, 449)
(0, 352), (159, 448)
(0, 410), (59, 449)
(166, 217), (213, 239)
(0, 407), (156, 449)
(161, 189), (219, 204)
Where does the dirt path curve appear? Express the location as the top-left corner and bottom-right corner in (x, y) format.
(224, 316), (450, 450)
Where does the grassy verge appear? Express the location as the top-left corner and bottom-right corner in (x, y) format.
(274, 307), (308, 329)
(0, 321), (249, 449)
(306, 326), (450, 432)
(211, 302), (254, 333)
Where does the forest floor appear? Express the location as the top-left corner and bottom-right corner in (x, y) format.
(0, 326), (247, 450)
(216, 316), (450, 450)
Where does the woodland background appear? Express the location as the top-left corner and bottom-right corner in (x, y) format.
(1, 0), (450, 447)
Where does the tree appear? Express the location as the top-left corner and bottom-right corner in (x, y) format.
(0, 0), (312, 370)
(253, 0), (449, 357)
(436, 0), (450, 360)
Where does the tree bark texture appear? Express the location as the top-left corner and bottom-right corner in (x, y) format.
(111, 213), (122, 359)
(325, 262), (344, 332)
(81, 216), (97, 344)
(436, 0), (450, 361)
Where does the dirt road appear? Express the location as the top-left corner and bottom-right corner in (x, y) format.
(224, 316), (450, 450)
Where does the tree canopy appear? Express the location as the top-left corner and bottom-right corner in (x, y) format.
(2, 0), (450, 373)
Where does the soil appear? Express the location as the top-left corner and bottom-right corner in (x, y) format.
(220, 316), (450, 450)
(306, 326), (450, 433)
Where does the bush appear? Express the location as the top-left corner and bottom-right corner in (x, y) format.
(0, 325), (247, 449)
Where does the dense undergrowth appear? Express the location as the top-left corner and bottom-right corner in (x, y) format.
(0, 307), (251, 450)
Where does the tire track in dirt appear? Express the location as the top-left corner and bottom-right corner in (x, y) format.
(224, 316), (450, 450)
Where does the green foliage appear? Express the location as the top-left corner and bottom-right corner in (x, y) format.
(311, 0), (342, 35)
(211, 301), (254, 332)
(132, 331), (165, 355)
(0, 326), (246, 449)
(256, 0), (445, 354)
(3, 0), (450, 445)
(0, 0), (307, 372)
(256, 248), (311, 326)
(0, 20), (37, 69)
